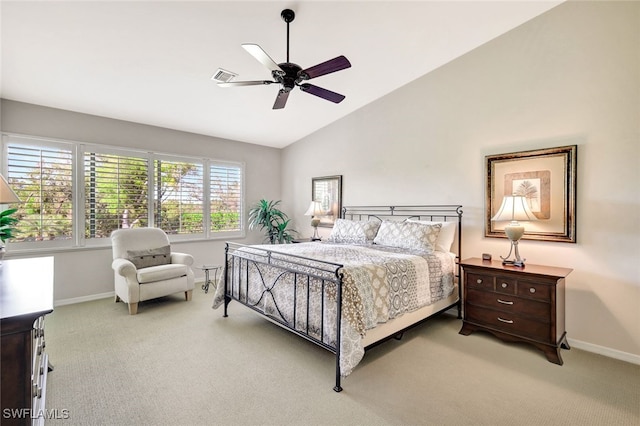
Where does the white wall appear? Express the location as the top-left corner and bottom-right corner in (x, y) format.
(0, 100), (280, 301)
(282, 1), (639, 360)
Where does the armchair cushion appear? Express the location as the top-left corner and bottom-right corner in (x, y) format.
(127, 245), (171, 269)
(137, 264), (190, 284)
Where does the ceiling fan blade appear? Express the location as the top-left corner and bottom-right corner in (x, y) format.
(217, 80), (274, 87)
(299, 84), (345, 104)
(242, 43), (283, 73)
(300, 56), (351, 80)
(272, 89), (290, 110)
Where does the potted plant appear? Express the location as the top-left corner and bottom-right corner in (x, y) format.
(248, 199), (297, 244)
(0, 208), (19, 259)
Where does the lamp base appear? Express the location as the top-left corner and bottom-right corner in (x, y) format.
(501, 258), (526, 268)
(311, 224), (321, 241)
(499, 239), (526, 267)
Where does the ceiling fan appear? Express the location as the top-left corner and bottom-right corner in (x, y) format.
(217, 9), (351, 110)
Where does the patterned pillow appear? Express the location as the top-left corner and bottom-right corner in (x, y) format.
(373, 221), (442, 251)
(407, 219), (457, 252)
(327, 219), (381, 244)
(127, 245), (171, 269)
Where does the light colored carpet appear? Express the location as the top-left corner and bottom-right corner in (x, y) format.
(44, 287), (639, 425)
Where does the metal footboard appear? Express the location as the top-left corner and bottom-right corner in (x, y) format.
(222, 242), (346, 392)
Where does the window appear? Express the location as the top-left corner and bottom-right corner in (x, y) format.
(153, 158), (204, 235)
(84, 151), (149, 239)
(6, 141), (74, 244)
(210, 163), (242, 232)
(2, 134), (244, 249)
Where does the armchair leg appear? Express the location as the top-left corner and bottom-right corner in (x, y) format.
(128, 303), (138, 315)
(185, 290), (193, 301)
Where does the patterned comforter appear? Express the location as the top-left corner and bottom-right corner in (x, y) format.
(212, 242), (455, 377)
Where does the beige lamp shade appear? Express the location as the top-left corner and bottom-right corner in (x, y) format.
(0, 174), (21, 204)
(492, 195), (537, 222)
(304, 201), (323, 217)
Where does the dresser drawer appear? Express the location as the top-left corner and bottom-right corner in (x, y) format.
(466, 305), (550, 343)
(466, 272), (494, 290)
(467, 289), (549, 321)
(517, 281), (551, 302)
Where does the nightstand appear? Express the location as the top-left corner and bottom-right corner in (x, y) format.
(459, 258), (572, 365)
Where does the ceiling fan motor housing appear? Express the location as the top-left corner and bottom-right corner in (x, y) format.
(273, 62), (304, 91)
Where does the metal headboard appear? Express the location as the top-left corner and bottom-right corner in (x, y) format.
(341, 204), (464, 315)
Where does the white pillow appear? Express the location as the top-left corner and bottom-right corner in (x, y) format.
(407, 219), (456, 252)
(327, 219), (381, 244)
(373, 221), (441, 251)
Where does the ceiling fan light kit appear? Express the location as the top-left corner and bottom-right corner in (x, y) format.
(217, 9), (351, 110)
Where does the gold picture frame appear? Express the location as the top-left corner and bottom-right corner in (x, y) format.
(311, 175), (342, 227)
(486, 145), (577, 243)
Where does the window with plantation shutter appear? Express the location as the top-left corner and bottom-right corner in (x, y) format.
(210, 164), (242, 232)
(154, 159), (204, 235)
(84, 151), (149, 238)
(6, 143), (74, 242)
(2, 134), (245, 249)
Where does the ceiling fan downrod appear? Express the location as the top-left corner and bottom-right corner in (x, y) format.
(281, 9), (295, 63)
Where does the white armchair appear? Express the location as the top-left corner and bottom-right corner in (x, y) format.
(111, 228), (195, 315)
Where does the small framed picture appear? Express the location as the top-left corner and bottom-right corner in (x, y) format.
(311, 175), (342, 227)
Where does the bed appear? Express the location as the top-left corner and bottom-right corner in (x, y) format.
(212, 205), (463, 391)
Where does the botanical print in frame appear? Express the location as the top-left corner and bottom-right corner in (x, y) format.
(486, 145), (577, 242)
(312, 175), (342, 227)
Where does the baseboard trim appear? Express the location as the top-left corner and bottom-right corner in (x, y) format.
(53, 281), (207, 307)
(567, 338), (640, 365)
(55, 291), (114, 307)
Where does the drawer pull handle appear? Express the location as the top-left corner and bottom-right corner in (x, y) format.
(529, 287), (536, 293)
(501, 282), (508, 288)
(497, 299), (514, 305)
(497, 317), (514, 324)
(476, 279), (482, 284)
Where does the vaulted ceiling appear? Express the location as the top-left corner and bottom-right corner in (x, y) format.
(1, 1), (562, 148)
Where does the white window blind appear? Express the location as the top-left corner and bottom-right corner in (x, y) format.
(210, 164), (242, 232)
(2, 134), (245, 249)
(154, 159), (204, 235)
(6, 143), (74, 242)
(84, 151), (149, 238)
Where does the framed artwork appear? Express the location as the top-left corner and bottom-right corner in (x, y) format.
(486, 145), (577, 243)
(311, 175), (342, 227)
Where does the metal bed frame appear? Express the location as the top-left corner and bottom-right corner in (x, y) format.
(221, 205), (463, 392)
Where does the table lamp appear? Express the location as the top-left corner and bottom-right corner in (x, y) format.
(0, 173), (21, 259)
(491, 194), (537, 267)
(304, 201), (323, 241)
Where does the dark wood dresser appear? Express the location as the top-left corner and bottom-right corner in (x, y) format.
(1, 257), (54, 426)
(459, 257), (572, 365)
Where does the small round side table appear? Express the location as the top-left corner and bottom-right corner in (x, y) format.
(200, 265), (222, 293)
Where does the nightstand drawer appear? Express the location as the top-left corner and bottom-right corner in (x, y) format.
(467, 272), (494, 290)
(495, 276), (517, 295)
(467, 289), (549, 321)
(466, 305), (550, 342)
(517, 281), (551, 302)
